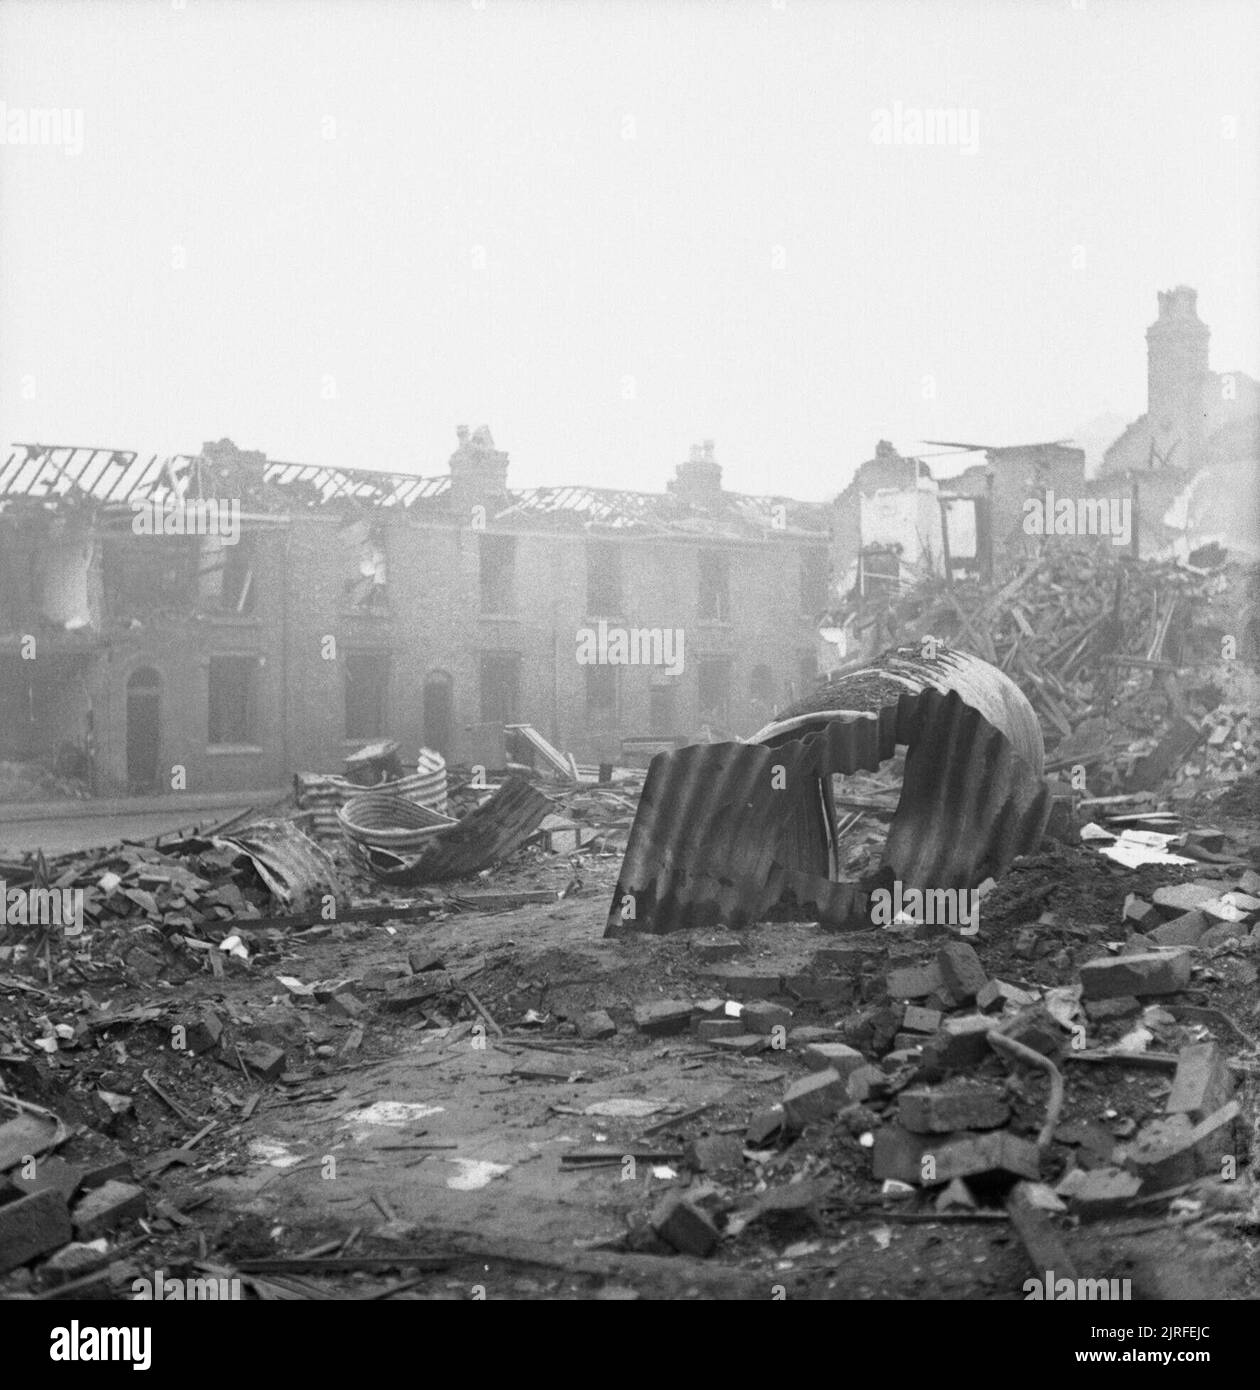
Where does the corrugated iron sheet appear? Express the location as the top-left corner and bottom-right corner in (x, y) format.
(606, 647), (1051, 936)
(353, 777), (553, 885)
(337, 793), (458, 854)
(214, 819), (342, 914)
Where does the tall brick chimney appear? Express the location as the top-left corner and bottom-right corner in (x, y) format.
(448, 424), (509, 515)
(1146, 286), (1210, 469)
(668, 439), (722, 506)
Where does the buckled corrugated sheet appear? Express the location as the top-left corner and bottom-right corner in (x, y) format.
(606, 647), (1050, 936)
(352, 777), (554, 885)
(214, 819), (343, 914)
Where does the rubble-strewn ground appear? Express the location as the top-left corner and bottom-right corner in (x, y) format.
(2, 773), (1258, 1301)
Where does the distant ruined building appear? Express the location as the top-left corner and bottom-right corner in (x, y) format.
(1101, 286), (1260, 559)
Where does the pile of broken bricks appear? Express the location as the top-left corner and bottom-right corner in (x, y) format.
(0, 938), (484, 1292)
(628, 913), (1257, 1261)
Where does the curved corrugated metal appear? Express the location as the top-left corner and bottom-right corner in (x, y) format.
(606, 647), (1050, 935)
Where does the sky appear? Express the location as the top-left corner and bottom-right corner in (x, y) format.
(1, 0), (1258, 499)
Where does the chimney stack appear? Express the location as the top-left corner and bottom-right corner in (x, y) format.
(448, 424), (509, 515)
(669, 440), (723, 505)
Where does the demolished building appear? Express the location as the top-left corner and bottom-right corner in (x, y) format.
(0, 433), (833, 799)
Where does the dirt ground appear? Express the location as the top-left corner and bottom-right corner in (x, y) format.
(2, 776), (1259, 1301)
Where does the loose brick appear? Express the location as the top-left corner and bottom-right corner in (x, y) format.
(811, 947), (871, 973)
(326, 991), (367, 1020)
(239, 1041), (287, 1080)
(782, 1068), (847, 1129)
(1055, 1164), (1141, 1218)
(1123, 894), (1160, 930)
(710, 1034), (767, 1055)
(40, 1241), (109, 1283)
(1079, 949), (1192, 999)
(695, 1017), (746, 1041)
(846, 1064), (889, 1103)
(692, 935), (743, 963)
(871, 1124), (931, 1184)
(936, 942), (988, 1003)
(77, 1155), (134, 1193)
(741, 1000), (793, 1035)
(898, 1082), (1010, 1134)
(381, 973), (453, 1010)
(922, 1013), (994, 1071)
(0, 1189), (73, 1274)
(927, 1131), (1041, 1184)
(1166, 1043), (1233, 1122)
(704, 968), (783, 999)
(1123, 1101), (1239, 1192)
(360, 964), (409, 991)
(995, 1004), (1065, 1058)
(1198, 896), (1250, 926)
(577, 1009), (616, 1040)
(175, 1006), (223, 1055)
(71, 1180), (146, 1239)
(782, 973), (852, 1003)
(1150, 911), (1208, 947)
(936, 1177), (976, 1211)
(976, 979), (1037, 1013)
(1152, 882), (1229, 917)
(902, 1005), (942, 1034)
(407, 947), (445, 973)
(801, 1043), (864, 1079)
(1083, 996), (1140, 1021)
(745, 1105), (786, 1145)
(9, 1157), (84, 1203)
(789, 1025), (839, 1046)
(885, 964), (942, 999)
(633, 1000), (694, 1036)
(651, 1192), (719, 1257)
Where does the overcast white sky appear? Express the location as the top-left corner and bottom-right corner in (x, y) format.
(1, 0), (1257, 498)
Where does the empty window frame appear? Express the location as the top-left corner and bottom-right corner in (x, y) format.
(585, 662), (617, 718)
(345, 650), (391, 740)
(799, 547), (829, 616)
(697, 657), (732, 725)
(697, 551), (730, 622)
(586, 540), (623, 617)
(480, 650), (521, 725)
(480, 535), (516, 614)
(208, 655), (258, 745)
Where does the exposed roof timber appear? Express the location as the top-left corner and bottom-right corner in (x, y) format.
(921, 439), (1075, 452)
(2, 443), (829, 535)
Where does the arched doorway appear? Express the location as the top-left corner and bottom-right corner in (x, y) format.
(423, 670), (454, 762)
(126, 667), (161, 793)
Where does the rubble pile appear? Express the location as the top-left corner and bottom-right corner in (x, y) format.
(853, 547), (1258, 795)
